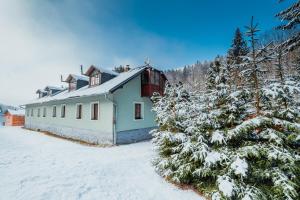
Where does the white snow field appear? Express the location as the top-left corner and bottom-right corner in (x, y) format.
(0, 127), (202, 200)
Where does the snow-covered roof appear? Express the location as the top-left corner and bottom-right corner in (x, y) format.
(26, 66), (147, 105)
(36, 89), (46, 94)
(6, 109), (25, 116)
(85, 65), (119, 76)
(65, 74), (89, 82)
(44, 86), (64, 91)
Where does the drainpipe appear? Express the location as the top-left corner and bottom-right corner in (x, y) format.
(104, 93), (117, 145)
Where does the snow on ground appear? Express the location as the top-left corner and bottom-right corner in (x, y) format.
(0, 127), (202, 200)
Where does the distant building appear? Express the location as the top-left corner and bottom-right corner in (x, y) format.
(4, 109), (25, 126)
(24, 64), (166, 144)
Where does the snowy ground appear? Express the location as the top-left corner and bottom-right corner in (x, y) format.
(0, 127), (202, 200)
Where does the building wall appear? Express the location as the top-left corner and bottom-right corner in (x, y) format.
(5, 114), (24, 126)
(24, 73), (158, 145)
(25, 95), (114, 144)
(113, 75), (157, 143)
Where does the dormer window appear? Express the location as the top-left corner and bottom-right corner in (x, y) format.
(43, 86), (64, 97)
(90, 73), (100, 86)
(36, 90), (47, 98)
(83, 65), (117, 87)
(69, 81), (76, 91)
(63, 74), (89, 92)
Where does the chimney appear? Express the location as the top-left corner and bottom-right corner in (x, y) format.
(125, 65), (130, 72)
(80, 65), (84, 75)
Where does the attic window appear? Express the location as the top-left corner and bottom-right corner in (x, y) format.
(69, 81), (76, 91)
(90, 73), (100, 86)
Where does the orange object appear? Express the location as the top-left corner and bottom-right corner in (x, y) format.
(4, 109), (25, 126)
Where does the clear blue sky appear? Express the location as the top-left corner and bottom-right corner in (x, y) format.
(31, 0), (293, 68)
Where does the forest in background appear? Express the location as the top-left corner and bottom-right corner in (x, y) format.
(164, 28), (299, 92)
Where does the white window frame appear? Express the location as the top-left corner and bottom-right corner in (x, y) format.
(90, 72), (101, 87)
(90, 101), (100, 120)
(76, 103), (83, 119)
(31, 109), (33, 117)
(37, 108), (40, 117)
(52, 105), (57, 117)
(61, 104), (66, 118)
(133, 102), (144, 121)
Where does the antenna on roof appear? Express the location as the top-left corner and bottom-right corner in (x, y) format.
(60, 75), (67, 83)
(80, 65), (84, 75)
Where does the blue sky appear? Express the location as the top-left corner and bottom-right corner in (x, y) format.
(30, 0), (293, 68)
(0, 0), (294, 104)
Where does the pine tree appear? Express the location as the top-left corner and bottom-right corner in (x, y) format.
(262, 43), (300, 123)
(240, 16), (271, 114)
(227, 28), (249, 89)
(113, 65), (131, 73)
(228, 28), (249, 65)
(182, 66), (189, 83)
(152, 18), (300, 199)
(276, 0), (300, 51)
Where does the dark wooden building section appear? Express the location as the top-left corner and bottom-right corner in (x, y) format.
(141, 68), (166, 97)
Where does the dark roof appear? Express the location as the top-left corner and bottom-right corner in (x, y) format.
(64, 74), (89, 82)
(84, 65), (118, 76)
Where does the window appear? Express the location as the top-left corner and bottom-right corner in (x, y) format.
(61, 105), (66, 118)
(37, 108), (40, 117)
(69, 81), (76, 91)
(154, 71), (160, 85)
(52, 106), (56, 117)
(134, 103), (143, 120)
(141, 71), (149, 84)
(31, 109), (33, 117)
(91, 102), (99, 120)
(43, 107), (46, 117)
(90, 73), (100, 86)
(26, 109), (29, 117)
(76, 104), (82, 119)
(150, 71), (155, 84)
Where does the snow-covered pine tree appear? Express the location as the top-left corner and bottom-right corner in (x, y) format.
(261, 43), (300, 136)
(207, 18), (300, 200)
(240, 16), (272, 114)
(227, 28), (249, 89)
(228, 28), (249, 65)
(151, 82), (209, 184)
(276, 0), (300, 51)
(202, 52), (299, 199)
(152, 58), (252, 199)
(152, 17), (300, 199)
